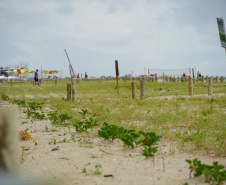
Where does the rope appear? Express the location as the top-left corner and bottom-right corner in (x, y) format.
(148, 68), (190, 71)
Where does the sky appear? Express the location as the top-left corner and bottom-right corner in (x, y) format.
(0, 0), (226, 77)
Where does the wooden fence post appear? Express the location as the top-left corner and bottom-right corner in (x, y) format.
(220, 76), (224, 83)
(155, 73), (158, 82)
(177, 77), (180, 83)
(131, 82), (136, 99)
(67, 83), (72, 100)
(216, 76), (219, 83)
(188, 76), (193, 97)
(72, 83), (75, 100)
(208, 77), (212, 96)
(140, 80), (145, 99)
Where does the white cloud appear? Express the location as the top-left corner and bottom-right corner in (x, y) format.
(0, 0), (226, 76)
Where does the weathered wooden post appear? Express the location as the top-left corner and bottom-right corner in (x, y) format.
(71, 77), (75, 101)
(55, 78), (58, 85)
(67, 83), (72, 100)
(115, 60), (119, 95)
(131, 82), (136, 99)
(192, 68), (195, 83)
(208, 77), (212, 96)
(216, 76), (219, 83)
(202, 76), (204, 82)
(140, 80), (145, 99)
(163, 73), (165, 82)
(155, 73), (158, 82)
(206, 75), (208, 82)
(220, 76), (224, 83)
(177, 77), (180, 83)
(188, 76), (193, 97)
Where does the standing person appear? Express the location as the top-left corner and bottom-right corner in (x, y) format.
(198, 71), (201, 77)
(34, 69), (39, 86)
(77, 73), (80, 83)
(85, 72), (88, 79)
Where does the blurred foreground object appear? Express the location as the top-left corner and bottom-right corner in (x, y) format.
(0, 110), (18, 172)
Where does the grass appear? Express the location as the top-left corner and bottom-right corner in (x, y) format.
(1, 78), (226, 156)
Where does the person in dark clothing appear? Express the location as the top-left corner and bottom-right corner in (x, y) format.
(85, 72), (88, 79)
(34, 69), (39, 85)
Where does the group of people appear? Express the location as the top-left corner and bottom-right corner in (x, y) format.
(76, 72), (88, 79)
(33, 70), (88, 86)
(182, 71), (202, 78)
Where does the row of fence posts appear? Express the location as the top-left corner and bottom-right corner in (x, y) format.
(131, 76), (214, 100)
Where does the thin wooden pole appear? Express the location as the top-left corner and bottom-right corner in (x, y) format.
(216, 76), (219, 83)
(208, 77), (212, 96)
(131, 82), (136, 99)
(140, 80), (145, 99)
(115, 60), (119, 96)
(41, 66), (43, 84)
(189, 76), (193, 97)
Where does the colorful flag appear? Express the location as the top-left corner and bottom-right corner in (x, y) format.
(217, 18), (226, 48)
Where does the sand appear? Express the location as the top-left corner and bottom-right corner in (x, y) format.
(9, 106), (224, 185)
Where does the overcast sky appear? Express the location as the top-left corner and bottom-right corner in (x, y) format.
(0, 0), (226, 77)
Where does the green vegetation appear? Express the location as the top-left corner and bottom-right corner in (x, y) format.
(20, 145), (25, 163)
(186, 158), (226, 184)
(1, 79), (226, 156)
